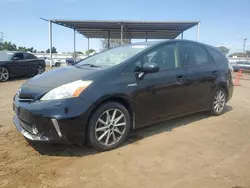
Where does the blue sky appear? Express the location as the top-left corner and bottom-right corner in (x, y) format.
(0, 0), (249, 53)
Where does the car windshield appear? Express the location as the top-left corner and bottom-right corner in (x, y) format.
(0, 51), (13, 61)
(76, 44), (152, 68)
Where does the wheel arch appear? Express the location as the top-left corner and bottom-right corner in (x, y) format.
(85, 95), (135, 139)
(215, 83), (228, 101)
(0, 64), (10, 72)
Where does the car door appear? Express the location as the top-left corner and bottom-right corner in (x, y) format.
(178, 42), (217, 112)
(4, 52), (19, 75)
(23, 53), (38, 74)
(123, 43), (187, 127)
(12, 52), (31, 75)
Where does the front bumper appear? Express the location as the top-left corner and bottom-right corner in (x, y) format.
(13, 97), (94, 144)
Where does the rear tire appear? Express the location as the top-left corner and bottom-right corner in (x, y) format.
(87, 102), (131, 151)
(37, 65), (45, 74)
(210, 87), (227, 116)
(0, 66), (9, 82)
(55, 62), (60, 67)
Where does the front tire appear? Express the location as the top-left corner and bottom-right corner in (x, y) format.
(210, 87), (227, 116)
(0, 66), (9, 82)
(87, 102), (131, 151)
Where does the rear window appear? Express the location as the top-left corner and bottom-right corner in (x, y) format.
(206, 47), (228, 69)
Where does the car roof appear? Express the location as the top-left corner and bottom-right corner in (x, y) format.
(0, 51), (28, 54)
(129, 39), (217, 49)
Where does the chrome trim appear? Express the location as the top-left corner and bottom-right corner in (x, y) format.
(18, 98), (33, 102)
(51, 118), (62, 137)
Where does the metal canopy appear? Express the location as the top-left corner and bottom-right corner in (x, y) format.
(51, 20), (199, 39)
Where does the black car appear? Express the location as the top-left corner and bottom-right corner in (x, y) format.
(0, 51), (45, 82)
(13, 40), (234, 151)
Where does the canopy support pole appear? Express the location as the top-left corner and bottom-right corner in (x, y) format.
(196, 22), (200, 41)
(49, 21), (52, 68)
(73, 29), (76, 62)
(121, 24), (123, 45)
(88, 37), (89, 50)
(181, 32), (183, 39)
(108, 30), (110, 48)
(145, 32), (148, 42)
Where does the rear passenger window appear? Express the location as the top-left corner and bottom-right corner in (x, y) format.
(179, 43), (210, 67)
(24, 53), (37, 59)
(206, 47), (228, 69)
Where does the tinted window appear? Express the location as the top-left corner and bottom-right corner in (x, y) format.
(179, 43), (210, 66)
(24, 53), (37, 59)
(145, 44), (180, 70)
(14, 53), (24, 60)
(122, 44), (180, 73)
(206, 47), (228, 68)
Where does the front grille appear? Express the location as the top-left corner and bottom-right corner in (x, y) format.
(18, 118), (33, 134)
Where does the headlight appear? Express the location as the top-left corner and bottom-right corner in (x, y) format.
(40, 80), (92, 101)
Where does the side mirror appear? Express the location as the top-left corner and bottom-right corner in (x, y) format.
(142, 62), (159, 73)
(13, 57), (20, 61)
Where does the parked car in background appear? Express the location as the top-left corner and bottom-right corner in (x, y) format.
(230, 62), (240, 72)
(39, 57), (61, 67)
(13, 40), (233, 151)
(0, 51), (45, 82)
(232, 61), (250, 72)
(66, 58), (82, 66)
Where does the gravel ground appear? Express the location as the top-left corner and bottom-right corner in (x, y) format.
(0, 72), (250, 188)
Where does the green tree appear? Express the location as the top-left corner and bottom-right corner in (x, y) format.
(245, 50), (250, 56)
(228, 52), (246, 57)
(46, 47), (57, 53)
(217, 46), (230, 54)
(0, 41), (38, 52)
(0, 41), (17, 51)
(85, 49), (96, 55)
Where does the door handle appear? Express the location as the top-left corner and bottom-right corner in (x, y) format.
(212, 71), (218, 76)
(176, 75), (184, 82)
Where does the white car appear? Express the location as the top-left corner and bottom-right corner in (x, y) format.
(39, 57), (61, 67)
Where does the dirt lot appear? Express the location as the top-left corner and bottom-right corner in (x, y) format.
(0, 73), (250, 188)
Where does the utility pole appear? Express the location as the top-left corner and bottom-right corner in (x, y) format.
(243, 38), (247, 53)
(0, 32), (4, 44)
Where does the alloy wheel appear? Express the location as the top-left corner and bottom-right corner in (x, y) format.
(95, 108), (127, 146)
(37, 65), (44, 74)
(213, 90), (226, 114)
(0, 67), (9, 82)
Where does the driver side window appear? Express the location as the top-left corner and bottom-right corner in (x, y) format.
(145, 44), (180, 71)
(124, 43), (180, 73)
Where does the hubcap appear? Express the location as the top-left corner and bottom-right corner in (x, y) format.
(213, 90), (225, 113)
(95, 109), (126, 146)
(37, 66), (44, 74)
(0, 68), (9, 81)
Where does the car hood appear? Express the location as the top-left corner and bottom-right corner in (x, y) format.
(18, 66), (102, 99)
